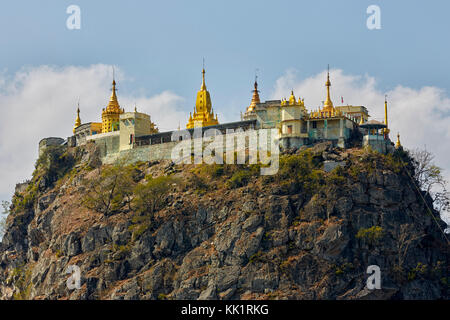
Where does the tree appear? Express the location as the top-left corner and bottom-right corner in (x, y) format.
(0, 201), (10, 239)
(394, 223), (425, 273)
(132, 175), (174, 216)
(82, 160), (135, 216)
(410, 148), (450, 215)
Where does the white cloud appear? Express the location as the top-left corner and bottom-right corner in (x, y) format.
(0, 64), (187, 201)
(270, 68), (450, 224)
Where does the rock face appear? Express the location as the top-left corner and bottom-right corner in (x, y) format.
(0, 144), (448, 300)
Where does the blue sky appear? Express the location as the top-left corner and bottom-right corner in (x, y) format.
(1, 0), (449, 107)
(1, 0), (450, 222)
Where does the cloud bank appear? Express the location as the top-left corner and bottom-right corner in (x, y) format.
(0, 64), (187, 201)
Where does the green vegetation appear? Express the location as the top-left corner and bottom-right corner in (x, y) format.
(8, 266), (32, 300)
(408, 262), (428, 281)
(129, 175), (175, 241)
(188, 173), (209, 194)
(356, 226), (384, 244)
(10, 145), (79, 215)
(326, 165), (346, 185)
(406, 261), (449, 285)
(54, 249), (62, 258)
(11, 182), (39, 213)
(248, 251), (264, 264)
(82, 158), (176, 219)
(358, 147), (409, 175)
(82, 161), (135, 216)
(334, 262), (354, 276)
(34, 146), (76, 187)
(112, 243), (131, 255)
(273, 150), (324, 196)
(133, 175), (174, 215)
(157, 293), (168, 300)
(226, 165), (260, 189)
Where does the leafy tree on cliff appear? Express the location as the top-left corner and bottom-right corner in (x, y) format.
(82, 160), (135, 216)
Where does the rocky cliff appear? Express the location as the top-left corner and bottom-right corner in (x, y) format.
(0, 142), (448, 300)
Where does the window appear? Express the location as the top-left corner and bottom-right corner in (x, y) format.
(312, 121), (317, 129)
(287, 125), (292, 134)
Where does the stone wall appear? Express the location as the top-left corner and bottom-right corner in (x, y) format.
(87, 132), (120, 159)
(100, 128), (278, 165)
(38, 137), (65, 157)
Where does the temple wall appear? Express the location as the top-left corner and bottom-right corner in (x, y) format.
(99, 128), (277, 165)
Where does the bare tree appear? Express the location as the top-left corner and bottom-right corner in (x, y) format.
(410, 148), (450, 215)
(0, 201), (10, 239)
(395, 223), (425, 273)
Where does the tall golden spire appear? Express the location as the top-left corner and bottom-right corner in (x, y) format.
(384, 95), (390, 139)
(323, 65), (334, 112)
(101, 71), (124, 133)
(246, 77), (261, 112)
(73, 103), (81, 134)
(105, 78), (121, 113)
(186, 65), (219, 129)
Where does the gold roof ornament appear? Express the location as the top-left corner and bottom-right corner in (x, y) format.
(359, 114), (365, 125)
(246, 78), (261, 112)
(323, 65), (334, 112)
(101, 73), (125, 133)
(289, 90), (296, 105)
(104, 79), (122, 114)
(73, 104), (81, 134)
(395, 132), (402, 148)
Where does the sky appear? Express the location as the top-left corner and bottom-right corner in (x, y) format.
(0, 0), (449, 223)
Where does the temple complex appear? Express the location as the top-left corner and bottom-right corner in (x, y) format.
(40, 65), (399, 164)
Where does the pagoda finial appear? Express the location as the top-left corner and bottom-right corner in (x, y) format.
(246, 74), (261, 112)
(323, 64), (334, 112)
(395, 132), (402, 148)
(110, 71), (118, 103)
(201, 58), (206, 90)
(384, 94), (390, 139)
(73, 101), (81, 134)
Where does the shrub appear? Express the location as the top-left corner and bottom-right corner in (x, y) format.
(158, 293), (168, 300)
(132, 175), (174, 215)
(273, 151), (324, 196)
(408, 262), (428, 281)
(226, 165), (260, 189)
(189, 173), (208, 194)
(334, 262), (354, 276)
(11, 182), (39, 213)
(327, 166), (346, 185)
(227, 169), (253, 189)
(356, 226), (384, 244)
